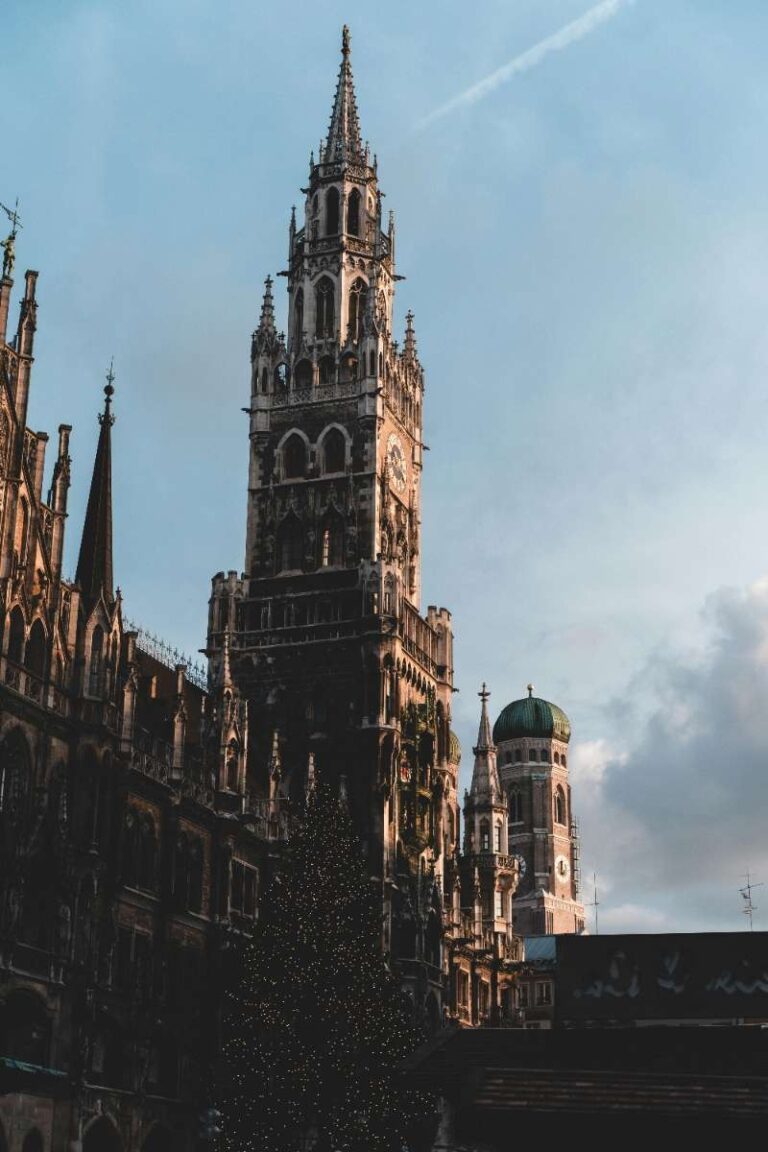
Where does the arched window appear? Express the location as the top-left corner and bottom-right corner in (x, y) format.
(25, 620), (46, 679)
(494, 822), (502, 852)
(321, 428), (346, 474)
(282, 434), (306, 479)
(318, 355), (336, 385)
(561, 754), (567, 769)
(347, 188), (361, 236)
(89, 625), (104, 695)
(528, 749), (538, 762)
(274, 362), (288, 390)
(554, 751), (560, 765)
(83, 1115), (123, 1152)
(480, 820), (490, 852)
(16, 498), (29, 563)
(554, 786), (566, 826)
(226, 739), (239, 790)
(348, 278), (367, 340)
(315, 277), (335, 338)
(138, 817), (158, 891)
(320, 510), (344, 568)
(294, 288), (304, 343)
(508, 789), (522, 823)
(277, 515), (303, 572)
(325, 187), (340, 235)
(541, 747), (550, 762)
(294, 359), (312, 389)
(188, 840), (204, 914)
(0, 992), (50, 1065)
(339, 353), (357, 382)
(514, 747), (522, 762)
(8, 606), (25, 665)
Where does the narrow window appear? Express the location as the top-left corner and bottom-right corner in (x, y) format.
(282, 434), (306, 479)
(277, 515), (303, 572)
(347, 188), (361, 236)
(322, 428), (346, 473)
(325, 187), (340, 235)
(315, 277), (335, 337)
(294, 287), (304, 343)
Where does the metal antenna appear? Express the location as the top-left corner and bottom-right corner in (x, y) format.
(586, 872), (599, 935)
(739, 870), (763, 931)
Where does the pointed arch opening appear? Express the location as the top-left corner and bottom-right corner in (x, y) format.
(0, 728), (32, 822)
(318, 355), (336, 385)
(8, 605), (25, 665)
(25, 619), (46, 679)
(509, 789), (522, 823)
(294, 359), (312, 389)
(348, 277), (367, 342)
(325, 187), (340, 236)
(320, 509), (344, 568)
(88, 624), (104, 695)
(83, 1114), (123, 1152)
(554, 785), (566, 826)
(315, 277), (335, 338)
(347, 188), (361, 236)
(282, 434), (307, 480)
(321, 428), (346, 474)
(276, 514), (304, 573)
(293, 287), (304, 344)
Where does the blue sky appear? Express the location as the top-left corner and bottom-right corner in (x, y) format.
(4, 0), (768, 933)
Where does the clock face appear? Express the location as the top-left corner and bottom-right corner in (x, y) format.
(555, 855), (571, 882)
(386, 433), (407, 494)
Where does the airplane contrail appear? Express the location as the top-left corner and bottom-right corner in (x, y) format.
(415, 0), (634, 131)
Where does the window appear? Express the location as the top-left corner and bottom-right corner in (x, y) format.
(277, 515), (303, 572)
(322, 428), (346, 473)
(494, 890), (503, 918)
(25, 620), (46, 679)
(528, 749), (537, 762)
(348, 278), (367, 340)
(508, 790), (522, 823)
(274, 363), (288, 390)
(315, 276), (335, 337)
(138, 816), (158, 891)
(8, 606), (25, 665)
(480, 820), (490, 851)
(320, 511), (344, 568)
(347, 188), (361, 236)
(554, 786), (566, 826)
(325, 187), (339, 235)
(554, 751), (560, 765)
(494, 823), (502, 852)
(17, 498), (29, 563)
(541, 747), (550, 762)
(282, 434), (306, 479)
(457, 971), (469, 1009)
(88, 625), (103, 695)
(535, 981), (553, 1006)
(514, 747), (522, 762)
(517, 983), (529, 1009)
(293, 287), (304, 343)
(231, 860), (258, 918)
(294, 359), (312, 388)
(226, 740), (239, 790)
(318, 355), (335, 385)
(561, 754), (567, 769)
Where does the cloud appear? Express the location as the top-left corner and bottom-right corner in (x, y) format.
(574, 578), (768, 933)
(415, 0), (635, 131)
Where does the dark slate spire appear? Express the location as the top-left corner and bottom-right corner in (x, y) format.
(76, 364), (115, 606)
(470, 683), (503, 806)
(325, 26), (365, 164)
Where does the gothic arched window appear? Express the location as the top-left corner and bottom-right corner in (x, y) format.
(88, 625), (104, 695)
(282, 434), (306, 479)
(25, 620), (46, 679)
(528, 749), (538, 762)
(226, 739), (239, 790)
(348, 278), (367, 341)
(320, 510), (344, 568)
(325, 187), (340, 236)
(494, 822), (502, 852)
(554, 786), (566, 827)
(315, 277), (335, 338)
(347, 189), (361, 236)
(321, 428), (346, 474)
(480, 819), (490, 852)
(319, 355), (336, 385)
(8, 606), (25, 665)
(260, 366), (268, 393)
(294, 287), (304, 343)
(277, 515), (303, 573)
(16, 498), (29, 563)
(508, 789), (522, 823)
(294, 359), (312, 389)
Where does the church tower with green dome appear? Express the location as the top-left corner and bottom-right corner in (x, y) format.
(493, 686), (585, 936)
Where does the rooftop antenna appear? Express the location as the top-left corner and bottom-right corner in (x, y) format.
(739, 870), (763, 931)
(586, 872), (599, 935)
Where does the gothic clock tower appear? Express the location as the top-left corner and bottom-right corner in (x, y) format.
(206, 28), (458, 1016)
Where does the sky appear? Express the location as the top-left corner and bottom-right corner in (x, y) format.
(3, 0), (768, 935)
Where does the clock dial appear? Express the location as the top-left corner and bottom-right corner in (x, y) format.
(386, 433), (407, 494)
(555, 855), (570, 882)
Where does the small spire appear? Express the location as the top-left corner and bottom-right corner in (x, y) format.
(76, 363), (116, 607)
(325, 25), (365, 164)
(475, 683), (493, 752)
(404, 311), (417, 358)
(468, 682), (503, 808)
(258, 276), (276, 334)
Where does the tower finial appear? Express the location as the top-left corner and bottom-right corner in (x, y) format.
(76, 364), (116, 606)
(102, 358), (115, 423)
(527, 683), (534, 698)
(0, 198), (22, 280)
(325, 25), (364, 163)
(342, 24), (350, 58)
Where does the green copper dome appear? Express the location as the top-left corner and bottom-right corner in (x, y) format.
(448, 729), (462, 766)
(492, 689), (571, 745)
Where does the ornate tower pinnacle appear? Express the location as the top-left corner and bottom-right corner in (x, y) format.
(76, 363), (115, 607)
(470, 683), (503, 805)
(257, 276), (276, 335)
(325, 25), (364, 164)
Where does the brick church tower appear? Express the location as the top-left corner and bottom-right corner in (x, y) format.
(206, 28), (459, 1018)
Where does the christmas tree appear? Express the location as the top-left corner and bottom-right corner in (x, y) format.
(218, 779), (435, 1151)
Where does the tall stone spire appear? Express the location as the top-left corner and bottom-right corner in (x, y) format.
(76, 364), (115, 607)
(470, 683), (503, 805)
(325, 25), (365, 164)
(257, 276), (276, 336)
